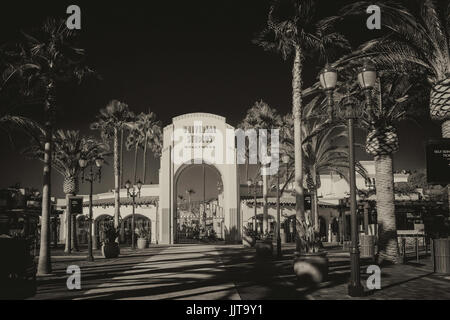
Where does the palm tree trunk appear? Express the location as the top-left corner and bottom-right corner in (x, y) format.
(375, 154), (399, 264)
(312, 166), (319, 232)
(133, 144), (138, 184)
(313, 189), (319, 232)
(64, 193), (71, 253)
(120, 128), (124, 188)
(442, 120), (450, 213)
(292, 45), (306, 254)
(37, 110), (52, 275)
(114, 127), (120, 239)
(142, 133), (148, 183)
(262, 167), (269, 233)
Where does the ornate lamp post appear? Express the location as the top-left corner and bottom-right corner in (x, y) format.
(79, 156), (104, 262)
(125, 179), (142, 250)
(247, 179), (263, 232)
(319, 62), (377, 297)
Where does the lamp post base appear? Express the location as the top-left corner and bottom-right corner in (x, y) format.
(347, 283), (364, 297)
(87, 255), (94, 262)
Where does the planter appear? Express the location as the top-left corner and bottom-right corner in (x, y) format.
(293, 251), (328, 285)
(137, 238), (148, 249)
(243, 234), (255, 248)
(432, 238), (450, 274)
(255, 240), (273, 259)
(102, 242), (119, 259)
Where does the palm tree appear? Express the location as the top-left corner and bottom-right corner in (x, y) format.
(126, 126), (144, 184)
(126, 111), (162, 184)
(144, 123), (162, 184)
(327, 71), (424, 263)
(340, 0), (450, 211)
(255, 0), (350, 253)
(91, 100), (134, 235)
(6, 18), (94, 275)
(22, 128), (109, 253)
(360, 74), (424, 263)
(185, 189), (195, 213)
(239, 100), (282, 234)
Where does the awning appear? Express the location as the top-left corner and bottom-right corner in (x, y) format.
(61, 196), (159, 209)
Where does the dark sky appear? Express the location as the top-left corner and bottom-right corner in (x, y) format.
(0, 0), (442, 198)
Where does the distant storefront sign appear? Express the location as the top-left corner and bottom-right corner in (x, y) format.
(426, 139), (450, 184)
(69, 196), (84, 215)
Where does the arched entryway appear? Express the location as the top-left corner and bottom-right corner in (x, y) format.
(174, 163), (224, 243)
(159, 113), (240, 244)
(120, 214), (152, 245)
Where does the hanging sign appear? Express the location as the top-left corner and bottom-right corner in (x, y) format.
(426, 139), (450, 184)
(68, 196), (84, 215)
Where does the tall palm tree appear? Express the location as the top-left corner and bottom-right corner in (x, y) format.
(340, 0), (450, 211)
(22, 128), (109, 253)
(126, 126), (144, 184)
(239, 100), (282, 234)
(91, 100), (134, 235)
(255, 0), (350, 253)
(126, 111), (162, 184)
(145, 123), (163, 184)
(6, 18), (94, 275)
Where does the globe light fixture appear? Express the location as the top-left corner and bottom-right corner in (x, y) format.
(136, 179), (143, 191)
(282, 154), (290, 165)
(320, 64), (338, 121)
(95, 157), (104, 168)
(319, 64), (338, 90)
(78, 158), (88, 168)
(357, 61), (377, 90)
(125, 180), (132, 190)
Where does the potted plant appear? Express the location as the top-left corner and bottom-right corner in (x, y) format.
(137, 227), (149, 249)
(101, 224), (120, 259)
(242, 226), (256, 248)
(255, 231), (273, 259)
(293, 212), (328, 286)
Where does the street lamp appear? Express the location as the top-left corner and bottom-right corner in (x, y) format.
(358, 61), (377, 116)
(79, 155), (103, 262)
(319, 64), (338, 122)
(319, 62), (377, 297)
(125, 179), (142, 250)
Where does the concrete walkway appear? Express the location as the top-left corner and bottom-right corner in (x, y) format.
(32, 245), (241, 300)
(30, 244), (450, 300)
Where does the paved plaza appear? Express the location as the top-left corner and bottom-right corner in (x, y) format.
(29, 244), (450, 300)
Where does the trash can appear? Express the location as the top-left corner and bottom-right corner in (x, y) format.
(360, 234), (376, 259)
(432, 238), (450, 274)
